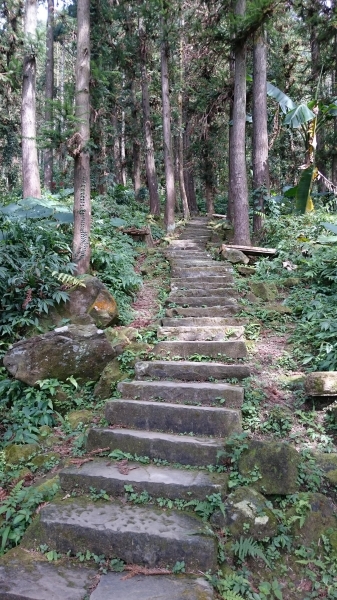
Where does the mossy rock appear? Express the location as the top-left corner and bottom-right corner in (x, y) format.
(286, 492), (336, 547)
(265, 303), (292, 314)
(278, 374), (305, 390)
(238, 440), (300, 495)
(31, 453), (60, 469)
(67, 410), (94, 429)
(237, 265), (256, 276)
(282, 277), (301, 288)
(94, 358), (128, 399)
(250, 282), (277, 302)
(16, 467), (33, 482)
(5, 444), (39, 465)
(210, 486), (278, 540)
(221, 248), (249, 265)
(304, 372), (337, 396)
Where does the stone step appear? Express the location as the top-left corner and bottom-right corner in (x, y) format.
(166, 306), (240, 317)
(170, 286), (235, 296)
(165, 252), (211, 260)
(171, 276), (235, 286)
(157, 325), (245, 341)
(169, 260), (220, 267)
(86, 427), (223, 466)
(166, 296), (239, 307)
(162, 317), (248, 327)
(105, 398), (242, 435)
(171, 267), (232, 278)
(169, 288), (238, 298)
(168, 241), (205, 249)
(0, 548), (96, 600)
(90, 573), (214, 600)
(154, 340), (247, 360)
(24, 499), (217, 572)
(135, 360), (250, 381)
(60, 457), (226, 501)
(117, 380), (244, 409)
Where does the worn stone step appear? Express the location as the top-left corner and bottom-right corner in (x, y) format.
(157, 325), (245, 341)
(168, 241), (205, 249)
(171, 267), (232, 278)
(60, 457), (226, 500)
(0, 548), (96, 600)
(86, 427), (223, 466)
(117, 380), (244, 408)
(154, 340), (247, 360)
(171, 276), (235, 286)
(169, 260), (219, 267)
(24, 499), (217, 572)
(166, 306), (240, 317)
(169, 288), (238, 298)
(166, 296), (239, 307)
(162, 317), (248, 327)
(90, 573), (214, 600)
(165, 252), (211, 260)
(135, 360), (250, 381)
(105, 398), (242, 435)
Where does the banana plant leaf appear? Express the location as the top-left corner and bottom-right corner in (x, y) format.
(267, 82), (296, 113)
(295, 166), (315, 214)
(321, 222), (337, 235)
(283, 104), (316, 128)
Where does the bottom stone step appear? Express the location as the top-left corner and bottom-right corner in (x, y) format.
(0, 548), (96, 600)
(165, 307), (239, 318)
(91, 573), (214, 600)
(23, 500), (217, 571)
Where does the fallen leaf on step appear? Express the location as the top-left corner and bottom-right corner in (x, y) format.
(121, 565), (171, 580)
(69, 458), (94, 468)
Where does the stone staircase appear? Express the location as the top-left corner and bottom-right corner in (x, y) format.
(0, 218), (249, 599)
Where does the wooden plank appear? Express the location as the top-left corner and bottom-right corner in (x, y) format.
(212, 213), (227, 219)
(221, 244), (277, 257)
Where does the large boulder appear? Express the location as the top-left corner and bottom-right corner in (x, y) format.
(238, 440), (300, 495)
(3, 324), (117, 385)
(220, 247), (249, 265)
(64, 275), (118, 328)
(94, 358), (128, 399)
(210, 486), (278, 540)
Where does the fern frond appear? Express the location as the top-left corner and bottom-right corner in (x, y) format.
(232, 536), (270, 568)
(52, 272), (86, 289)
(221, 592), (245, 600)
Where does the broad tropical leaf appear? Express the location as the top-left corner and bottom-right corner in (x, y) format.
(267, 82), (296, 113)
(283, 104), (316, 128)
(321, 222), (337, 235)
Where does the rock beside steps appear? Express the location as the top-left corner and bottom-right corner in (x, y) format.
(0, 218), (248, 600)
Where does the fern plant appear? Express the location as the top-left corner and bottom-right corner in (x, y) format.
(232, 536), (271, 568)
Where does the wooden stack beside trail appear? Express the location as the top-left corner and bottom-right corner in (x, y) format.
(0, 218), (249, 600)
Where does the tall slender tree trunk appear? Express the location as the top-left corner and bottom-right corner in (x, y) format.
(252, 29), (269, 234)
(332, 34), (337, 185)
(22, 0), (41, 199)
(130, 81), (142, 199)
(227, 48), (235, 223)
(309, 0), (325, 189)
(177, 12), (190, 220)
(44, 0), (54, 190)
(139, 18), (160, 215)
(183, 115), (198, 214)
(112, 111), (123, 185)
(72, 0), (91, 274)
(121, 108), (127, 186)
(161, 3), (176, 232)
(230, 0), (250, 245)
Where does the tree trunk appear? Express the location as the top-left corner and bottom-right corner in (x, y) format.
(121, 108), (127, 186)
(21, 0), (41, 199)
(252, 29), (270, 234)
(183, 116), (198, 214)
(227, 48), (235, 223)
(130, 81), (142, 199)
(332, 34), (337, 186)
(161, 4), (176, 232)
(44, 0), (54, 191)
(177, 12), (190, 220)
(112, 111), (123, 185)
(72, 0), (91, 274)
(139, 18), (160, 215)
(230, 0), (250, 245)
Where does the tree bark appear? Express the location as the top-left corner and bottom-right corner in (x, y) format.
(230, 0), (250, 245)
(21, 0), (41, 199)
(227, 48), (235, 223)
(177, 12), (190, 220)
(161, 3), (176, 232)
(130, 81), (142, 199)
(139, 18), (160, 215)
(183, 116), (198, 214)
(332, 34), (337, 186)
(72, 0), (91, 274)
(252, 29), (270, 234)
(44, 0), (54, 190)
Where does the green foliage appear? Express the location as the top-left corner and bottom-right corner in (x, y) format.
(0, 217), (75, 339)
(0, 480), (59, 555)
(232, 536), (271, 568)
